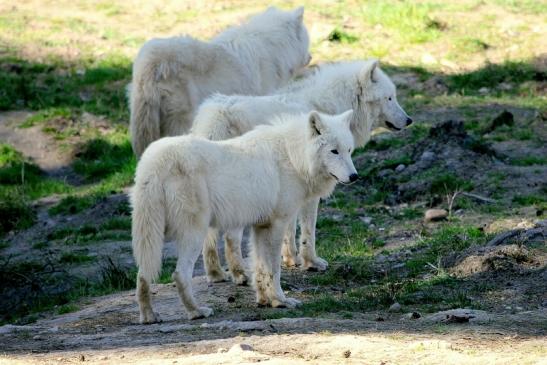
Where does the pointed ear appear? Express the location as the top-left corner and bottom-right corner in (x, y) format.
(309, 111), (324, 137)
(340, 109), (354, 127)
(359, 59), (379, 84)
(292, 6), (304, 23)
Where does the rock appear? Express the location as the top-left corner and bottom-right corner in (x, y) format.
(406, 312), (421, 319)
(479, 87), (489, 94)
(228, 343), (254, 353)
(395, 164), (406, 172)
(375, 316), (385, 322)
(485, 110), (514, 133)
(420, 151), (436, 163)
(424, 209), (448, 222)
(425, 308), (490, 324)
(378, 169), (392, 178)
(360, 216), (373, 225)
(227, 296), (236, 303)
(388, 302), (402, 312)
(79, 354), (85, 362)
(343, 350), (351, 358)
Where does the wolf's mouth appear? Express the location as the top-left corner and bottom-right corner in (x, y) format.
(385, 121), (401, 131)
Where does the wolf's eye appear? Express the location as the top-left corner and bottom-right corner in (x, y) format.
(331, 149), (339, 155)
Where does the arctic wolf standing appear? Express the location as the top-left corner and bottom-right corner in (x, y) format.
(131, 111), (357, 322)
(192, 60), (412, 283)
(129, 6), (311, 156)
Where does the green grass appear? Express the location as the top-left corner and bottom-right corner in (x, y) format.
(0, 55), (131, 121)
(59, 252), (95, 264)
(447, 61), (544, 95)
(73, 134), (135, 182)
(510, 156), (547, 166)
(359, 1), (443, 44)
(328, 28), (359, 44)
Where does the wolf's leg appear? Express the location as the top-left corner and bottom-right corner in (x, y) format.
(299, 198), (328, 271)
(224, 227), (249, 285)
(282, 217), (301, 267)
(202, 228), (228, 283)
(252, 220), (301, 308)
(173, 228), (214, 320)
(136, 273), (160, 324)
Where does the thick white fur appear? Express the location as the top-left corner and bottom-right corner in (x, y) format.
(131, 111), (356, 322)
(129, 6), (311, 157)
(192, 60), (411, 280)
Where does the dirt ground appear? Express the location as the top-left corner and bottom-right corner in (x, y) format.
(1, 275), (546, 365)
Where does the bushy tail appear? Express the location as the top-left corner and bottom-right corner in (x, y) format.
(129, 80), (161, 158)
(129, 37), (218, 157)
(131, 177), (165, 283)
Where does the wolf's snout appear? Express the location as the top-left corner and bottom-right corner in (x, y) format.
(349, 173), (359, 182)
(406, 117), (413, 126)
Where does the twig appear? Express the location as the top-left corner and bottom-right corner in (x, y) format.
(461, 192), (496, 204)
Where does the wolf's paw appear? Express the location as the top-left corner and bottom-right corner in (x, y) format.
(231, 271), (249, 286)
(206, 270), (229, 283)
(188, 306), (214, 320)
(140, 310), (161, 324)
(302, 256), (328, 272)
(271, 297), (302, 309)
(283, 254), (302, 268)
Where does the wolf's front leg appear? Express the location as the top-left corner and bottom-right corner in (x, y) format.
(252, 220), (302, 308)
(224, 228), (249, 285)
(202, 228), (229, 283)
(281, 217), (301, 267)
(298, 198), (328, 271)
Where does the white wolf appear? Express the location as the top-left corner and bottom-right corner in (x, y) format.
(131, 110), (356, 322)
(129, 6), (311, 157)
(192, 60), (412, 283)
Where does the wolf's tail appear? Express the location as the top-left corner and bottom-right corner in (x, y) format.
(131, 175), (165, 283)
(129, 37), (216, 157)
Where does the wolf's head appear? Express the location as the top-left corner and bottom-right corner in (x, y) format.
(307, 110), (358, 184)
(358, 60), (412, 131)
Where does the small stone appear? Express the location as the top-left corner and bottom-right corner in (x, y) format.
(32, 335), (42, 340)
(395, 164), (406, 172)
(79, 354), (85, 362)
(420, 151), (435, 162)
(388, 302), (402, 312)
(343, 350), (351, 358)
(421, 53), (437, 65)
(424, 209), (448, 223)
(360, 216), (373, 225)
(378, 169), (392, 178)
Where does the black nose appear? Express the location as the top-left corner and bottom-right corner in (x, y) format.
(406, 117), (413, 126)
(349, 173), (359, 182)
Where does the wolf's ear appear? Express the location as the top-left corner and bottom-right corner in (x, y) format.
(292, 6), (304, 23)
(359, 60), (379, 84)
(340, 109), (354, 127)
(309, 111), (324, 137)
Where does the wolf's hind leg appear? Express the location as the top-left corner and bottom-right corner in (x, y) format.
(203, 228), (228, 283)
(136, 273), (160, 324)
(224, 228), (249, 285)
(282, 217), (300, 267)
(173, 228), (214, 320)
